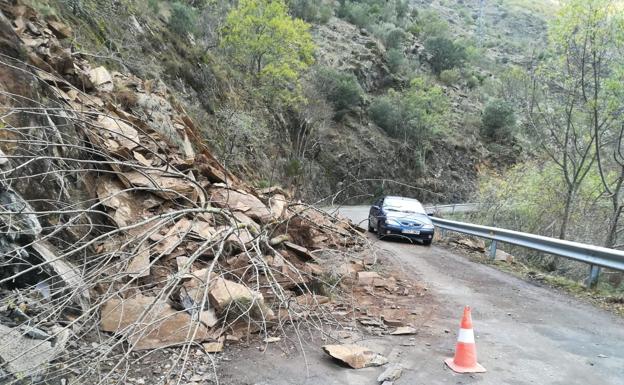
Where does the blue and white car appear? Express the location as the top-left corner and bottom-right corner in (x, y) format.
(368, 196), (435, 245)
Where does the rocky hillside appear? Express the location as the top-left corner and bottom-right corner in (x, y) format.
(8, 0), (555, 205)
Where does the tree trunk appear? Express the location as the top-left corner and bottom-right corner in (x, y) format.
(559, 187), (575, 240)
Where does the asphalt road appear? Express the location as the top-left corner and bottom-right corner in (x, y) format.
(221, 206), (624, 385)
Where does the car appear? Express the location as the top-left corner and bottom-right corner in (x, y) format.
(368, 196), (435, 245)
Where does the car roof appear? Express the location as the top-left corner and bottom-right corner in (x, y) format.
(384, 195), (423, 203)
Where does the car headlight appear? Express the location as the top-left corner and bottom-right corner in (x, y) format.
(422, 224), (434, 230)
(385, 218), (401, 226)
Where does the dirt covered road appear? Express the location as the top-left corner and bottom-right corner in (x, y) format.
(220, 206), (624, 385)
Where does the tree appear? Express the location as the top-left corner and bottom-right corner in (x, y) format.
(424, 37), (467, 75)
(481, 99), (516, 142)
(524, 0), (624, 264)
(221, 0), (315, 100)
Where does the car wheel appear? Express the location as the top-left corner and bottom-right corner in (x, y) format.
(368, 218), (375, 232)
(377, 222), (385, 240)
(422, 239), (432, 246)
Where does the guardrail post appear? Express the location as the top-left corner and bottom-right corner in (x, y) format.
(489, 240), (497, 260)
(586, 265), (601, 288)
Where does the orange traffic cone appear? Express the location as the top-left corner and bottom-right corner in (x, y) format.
(445, 306), (486, 373)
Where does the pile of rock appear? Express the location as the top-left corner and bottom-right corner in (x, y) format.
(0, 3), (367, 382)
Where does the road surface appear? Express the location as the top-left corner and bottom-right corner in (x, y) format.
(221, 206), (624, 385)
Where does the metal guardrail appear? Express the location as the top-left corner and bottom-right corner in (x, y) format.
(430, 217), (624, 284)
(426, 203), (479, 215)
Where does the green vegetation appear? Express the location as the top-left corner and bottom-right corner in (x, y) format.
(169, 2), (198, 36)
(369, 77), (448, 143)
(439, 68), (461, 85)
(289, 0), (333, 23)
(480, 99), (515, 142)
(315, 67), (363, 119)
(221, 0), (315, 103)
(424, 36), (467, 75)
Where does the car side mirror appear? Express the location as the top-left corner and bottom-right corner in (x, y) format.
(427, 212), (434, 217)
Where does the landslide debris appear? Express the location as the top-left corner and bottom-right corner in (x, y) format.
(0, 2), (397, 383)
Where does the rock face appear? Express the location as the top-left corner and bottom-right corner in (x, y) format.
(314, 19), (391, 92)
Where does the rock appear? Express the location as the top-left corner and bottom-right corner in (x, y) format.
(100, 296), (215, 350)
(494, 249), (514, 263)
(0, 324), (69, 377)
(263, 336), (281, 343)
(88, 66), (113, 91)
(47, 20), (72, 38)
(456, 237), (486, 252)
(208, 278), (272, 319)
(119, 170), (197, 201)
(295, 294), (330, 306)
(283, 241), (314, 261)
(199, 308), (218, 328)
(377, 364), (403, 382)
(210, 188), (272, 223)
(268, 194), (287, 220)
(390, 326), (417, 335)
(322, 344), (388, 369)
(357, 271), (381, 286)
(203, 337), (225, 353)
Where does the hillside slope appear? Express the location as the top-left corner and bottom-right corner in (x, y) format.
(20, 0), (554, 204)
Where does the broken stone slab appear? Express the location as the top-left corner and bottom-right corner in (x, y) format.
(495, 249), (514, 263)
(203, 336), (225, 353)
(294, 294), (330, 306)
(47, 20), (72, 38)
(124, 247), (150, 278)
(390, 326), (417, 335)
(322, 344), (388, 369)
(208, 277), (271, 319)
(283, 242), (314, 261)
(357, 271), (381, 286)
(88, 66), (113, 91)
(96, 114), (139, 152)
(210, 188), (272, 223)
(100, 296), (216, 350)
(268, 194), (287, 220)
(377, 364), (403, 382)
(0, 324), (69, 378)
(119, 170), (197, 201)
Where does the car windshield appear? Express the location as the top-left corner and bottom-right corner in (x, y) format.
(383, 198), (426, 214)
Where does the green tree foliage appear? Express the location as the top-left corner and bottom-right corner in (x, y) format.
(289, 0), (332, 24)
(481, 99), (516, 142)
(369, 77), (448, 142)
(221, 0), (315, 101)
(169, 2), (198, 36)
(315, 67), (363, 119)
(424, 36), (467, 75)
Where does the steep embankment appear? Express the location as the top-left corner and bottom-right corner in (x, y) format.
(16, 0), (552, 205)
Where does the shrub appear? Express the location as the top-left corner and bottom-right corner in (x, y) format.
(315, 67), (363, 119)
(466, 75), (479, 89)
(290, 0), (333, 24)
(337, 2), (372, 29)
(384, 28), (407, 49)
(169, 2), (197, 36)
(481, 99), (516, 142)
(387, 48), (407, 74)
(439, 68), (461, 85)
(424, 36), (467, 74)
(369, 77), (448, 141)
(369, 94), (401, 133)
